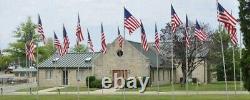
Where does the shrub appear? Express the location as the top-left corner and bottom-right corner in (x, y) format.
(86, 76), (102, 88)
(86, 76), (96, 87)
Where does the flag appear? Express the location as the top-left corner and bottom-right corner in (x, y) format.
(76, 14), (84, 45)
(37, 14), (46, 44)
(124, 8), (141, 34)
(117, 27), (124, 48)
(140, 21), (148, 51)
(54, 32), (63, 56)
(101, 23), (107, 54)
(26, 40), (36, 62)
(155, 23), (160, 53)
(195, 20), (207, 41)
(185, 15), (190, 47)
(217, 2), (238, 45)
(87, 29), (94, 52)
(171, 4), (182, 33)
(63, 25), (70, 55)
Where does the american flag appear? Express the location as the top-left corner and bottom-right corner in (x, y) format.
(185, 15), (190, 48)
(171, 4), (182, 33)
(76, 14), (84, 45)
(124, 8), (141, 34)
(217, 2), (238, 45)
(63, 25), (70, 55)
(87, 29), (94, 52)
(117, 27), (124, 48)
(195, 20), (207, 41)
(155, 23), (160, 53)
(26, 40), (36, 62)
(101, 23), (107, 54)
(140, 21), (148, 51)
(54, 32), (63, 56)
(37, 14), (46, 44)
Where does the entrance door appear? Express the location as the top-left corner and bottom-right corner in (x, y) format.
(112, 70), (128, 85)
(62, 70), (68, 85)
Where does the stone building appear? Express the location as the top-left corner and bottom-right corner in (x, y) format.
(38, 39), (208, 87)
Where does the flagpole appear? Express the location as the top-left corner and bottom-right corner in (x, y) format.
(195, 39), (199, 94)
(185, 36), (189, 96)
(171, 28), (175, 100)
(239, 32), (243, 91)
(36, 42), (39, 100)
(77, 57), (80, 100)
(157, 52), (159, 95)
(122, 1), (126, 100)
(216, 0), (229, 99)
(219, 26), (229, 100)
(232, 45), (237, 95)
(230, 10), (237, 95)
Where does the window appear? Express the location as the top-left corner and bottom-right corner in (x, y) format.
(163, 70), (165, 81)
(32, 72), (37, 77)
(45, 70), (52, 79)
(76, 70), (84, 81)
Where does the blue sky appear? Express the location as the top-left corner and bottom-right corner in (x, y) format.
(0, 0), (239, 51)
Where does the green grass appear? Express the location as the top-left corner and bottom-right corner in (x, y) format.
(50, 87), (97, 92)
(122, 81), (245, 92)
(0, 95), (250, 100)
(16, 87), (52, 92)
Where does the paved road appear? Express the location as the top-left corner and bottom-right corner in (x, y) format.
(0, 83), (37, 94)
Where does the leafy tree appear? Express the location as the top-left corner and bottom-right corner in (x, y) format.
(239, 0), (250, 91)
(160, 22), (213, 84)
(71, 44), (87, 53)
(4, 17), (37, 67)
(4, 17), (53, 67)
(0, 55), (12, 70)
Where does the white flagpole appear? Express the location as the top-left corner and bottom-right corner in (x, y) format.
(171, 29), (175, 100)
(157, 51), (160, 95)
(122, 1), (126, 100)
(216, 0), (229, 99)
(170, 0), (175, 99)
(232, 46), (237, 95)
(219, 27), (229, 100)
(239, 32), (243, 91)
(185, 38), (189, 95)
(230, 10), (237, 95)
(36, 43), (39, 100)
(77, 58), (80, 100)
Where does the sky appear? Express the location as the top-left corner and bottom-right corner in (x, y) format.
(0, 0), (240, 51)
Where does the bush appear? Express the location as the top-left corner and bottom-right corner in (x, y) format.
(86, 76), (96, 87)
(92, 79), (102, 88)
(86, 76), (102, 88)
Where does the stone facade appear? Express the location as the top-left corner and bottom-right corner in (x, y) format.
(38, 69), (91, 87)
(38, 39), (208, 87)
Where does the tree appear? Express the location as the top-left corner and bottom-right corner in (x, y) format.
(239, 0), (250, 91)
(71, 44), (87, 53)
(160, 22), (213, 84)
(4, 17), (37, 67)
(0, 55), (11, 70)
(4, 17), (53, 67)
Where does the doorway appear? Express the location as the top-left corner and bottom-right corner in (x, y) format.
(62, 70), (68, 85)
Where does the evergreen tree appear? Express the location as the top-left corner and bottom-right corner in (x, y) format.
(239, 0), (250, 91)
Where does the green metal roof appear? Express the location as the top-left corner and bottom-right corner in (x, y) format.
(38, 53), (99, 68)
(13, 67), (37, 72)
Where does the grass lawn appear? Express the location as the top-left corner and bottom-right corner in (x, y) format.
(50, 87), (98, 92)
(0, 95), (250, 100)
(16, 87), (52, 92)
(122, 81), (245, 92)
